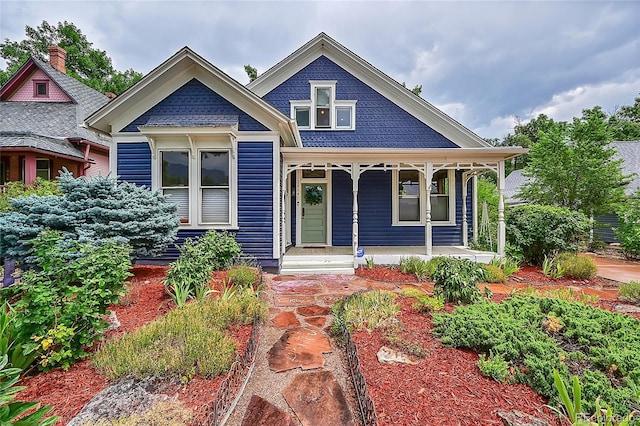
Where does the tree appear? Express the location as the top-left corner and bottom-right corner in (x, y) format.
(244, 64), (258, 83)
(0, 21), (142, 95)
(518, 106), (630, 218)
(608, 96), (640, 141)
(401, 82), (422, 96)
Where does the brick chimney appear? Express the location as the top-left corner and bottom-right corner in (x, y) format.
(48, 46), (67, 74)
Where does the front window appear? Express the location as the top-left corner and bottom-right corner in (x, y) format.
(398, 170), (421, 222)
(161, 151), (190, 223)
(200, 151), (230, 224)
(36, 159), (50, 180)
(430, 170), (450, 221)
(392, 169), (455, 226)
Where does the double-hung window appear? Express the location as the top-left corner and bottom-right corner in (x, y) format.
(151, 132), (237, 229)
(291, 81), (356, 130)
(392, 169), (455, 226)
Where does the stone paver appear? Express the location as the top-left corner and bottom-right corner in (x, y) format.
(272, 311), (301, 328)
(241, 395), (298, 426)
(267, 327), (332, 372)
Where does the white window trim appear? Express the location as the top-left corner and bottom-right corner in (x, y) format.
(392, 169), (456, 226)
(289, 80), (356, 131)
(152, 135), (238, 230)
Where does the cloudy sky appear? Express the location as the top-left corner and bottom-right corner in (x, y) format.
(1, 0), (638, 140)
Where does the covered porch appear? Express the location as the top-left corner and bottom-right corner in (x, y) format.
(279, 147), (526, 274)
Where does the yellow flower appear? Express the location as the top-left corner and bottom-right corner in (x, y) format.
(41, 338), (54, 351)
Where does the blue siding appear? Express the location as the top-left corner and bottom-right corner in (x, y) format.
(117, 142), (151, 187)
(237, 142), (274, 260)
(262, 56), (457, 149)
(329, 170), (465, 246)
(122, 79), (268, 132)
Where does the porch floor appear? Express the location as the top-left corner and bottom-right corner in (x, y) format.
(284, 245), (497, 266)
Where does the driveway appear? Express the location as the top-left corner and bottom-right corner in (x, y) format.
(585, 253), (640, 284)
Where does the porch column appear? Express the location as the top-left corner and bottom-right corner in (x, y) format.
(281, 165), (288, 256)
(497, 160), (506, 256)
(425, 163), (433, 256)
(24, 155), (37, 185)
(472, 175), (478, 243)
(462, 172), (469, 247)
(352, 163), (360, 260)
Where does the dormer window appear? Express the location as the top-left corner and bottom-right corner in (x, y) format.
(291, 81), (356, 130)
(34, 80), (49, 97)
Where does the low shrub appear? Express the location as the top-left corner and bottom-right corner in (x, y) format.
(93, 289), (267, 379)
(426, 256), (448, 277)
(399, 257), (429, 281)
(227, 266), (260, 288)
(554, 253), (596, 279)
(506, 204), (591, 265)
(619, 281), (640, 303)
(481, 264), (507, 283)
(331, 290), (399, 333)
(489, 256), (520, 277)
(433, 295), (640, 418)
(431, 258), (488, 304)
(477, 352), (510, 383)
(400, 287), (427, 299)
(8, 231), (132, 371)
(412, 295), (444, 313)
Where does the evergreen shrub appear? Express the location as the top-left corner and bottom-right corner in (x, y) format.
(506, 204), (591, 265)
(0, 170), (179, 265)
(431, 258), (487, 304)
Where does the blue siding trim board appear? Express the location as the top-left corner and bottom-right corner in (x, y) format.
(262, 56), (457, 149)
(123, 79), (269, 132)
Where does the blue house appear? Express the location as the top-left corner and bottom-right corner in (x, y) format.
(85, 33), (525, 273)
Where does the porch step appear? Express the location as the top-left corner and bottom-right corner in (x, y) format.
(280, 255), (355, 275)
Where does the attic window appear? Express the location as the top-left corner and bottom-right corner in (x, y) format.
(34, 80), (49, 97)
(289, 81), (356, 130)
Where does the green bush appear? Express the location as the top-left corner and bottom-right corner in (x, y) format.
(399, 256), (429, 281)
(616, 191), (640, 260)
(0, 355), (58, 425)
(331, 290), (399, 334)
(619, 281), (640, 303)
(431, 258), (487, 304)
(164, 231), (241, 305)
(426, 256), (448, 278)
(0, 170), (179, 265)
(506, 204), (591, 265)
(477, 352), (510, 383)
(481, 264), (507, 283)
(0, 178), (61, 213)
(8, 231), (132, 371)
(433, 295), (640, 418)
(412, 295), (444, 313)
(0, 302), (38, 371)
(554, 252), (597, 279)
(227, 266), (260, 288)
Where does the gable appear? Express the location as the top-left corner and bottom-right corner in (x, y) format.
(263, 56), (457, 148)
(123, 79), (268, 132)
(7, 69), (72, 102)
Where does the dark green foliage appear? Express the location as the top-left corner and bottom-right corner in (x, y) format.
(616, 190), (640, 260)
(0, 355), (58, 425)
(0, 178), (61, 213)
(164, 231), (241, 303)
(506, 204), (591, 265)
(554, 252), (597, 279)
(6, 231), (132, 371)
(0, 303), (38, 371)
(0, 20), (142, 94)
(477, 352), (510, 383)
(431, 258), (487, 304)
(433, 296), (640, 418)
(0, 170), (179, 264)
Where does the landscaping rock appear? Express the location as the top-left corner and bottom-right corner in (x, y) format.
(105, 310), (121, 332)
(241, 394), (298, 426)
(497, 409), (549, 426)
(67, 377), (176, 426)
(376, 346), (419, 365)
(304, 316), (327, 327)
(267, 327), (332, 372)
(614, 304), (640, 313)
(283, 371), (354, 426)
(296, 304), (330, 316)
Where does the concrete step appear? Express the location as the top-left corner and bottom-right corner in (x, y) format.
(281, 255), (355, 275)
(280, 267), (355, 275)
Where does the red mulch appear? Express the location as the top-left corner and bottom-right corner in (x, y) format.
(353, 298), (562, 426)
(356, 265), (419, 282)
(16, 265), (251, 425)
(512, 265), (619, 288)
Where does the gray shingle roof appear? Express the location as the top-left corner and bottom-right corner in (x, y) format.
(503, 169), (531, 204)
(0, 131), (85, 159)
(143, 114), (239, 127)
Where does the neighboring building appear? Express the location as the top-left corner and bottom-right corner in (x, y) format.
(85, 33), (526, 272)
(0, 46), (111, 187)
(504, 141), (640, 242)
